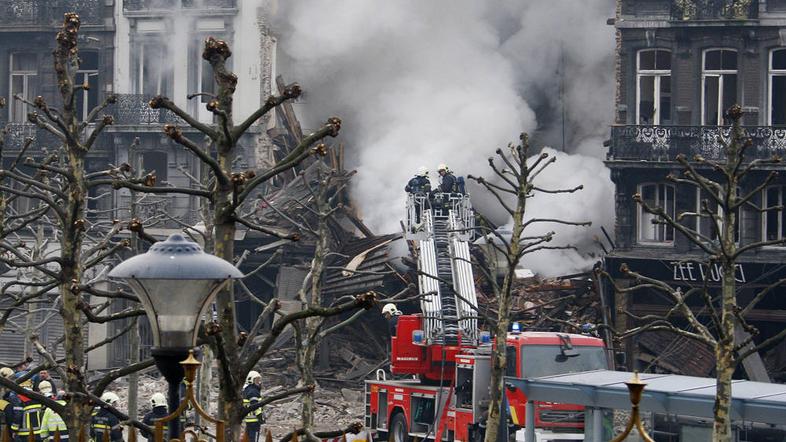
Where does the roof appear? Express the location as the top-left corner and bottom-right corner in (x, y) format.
(506, 370), (786, 425)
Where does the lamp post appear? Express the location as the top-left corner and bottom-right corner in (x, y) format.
(108, 233), (243, 439)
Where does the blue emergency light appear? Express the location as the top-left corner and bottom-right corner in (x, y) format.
(511, 322), (521, 334)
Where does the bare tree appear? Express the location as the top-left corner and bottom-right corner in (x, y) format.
(602, 105), (786, 442)
(0, 14), (155, 437)
(469, 134), (589, 442)
(101, 35), (382, 438)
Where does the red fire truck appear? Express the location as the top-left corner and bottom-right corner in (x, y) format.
(364, 194), (609, 442)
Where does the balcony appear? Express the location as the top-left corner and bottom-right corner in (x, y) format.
(671, 0), (758, 21)
(608, 125), (786, 162)
(110, 94), (183, 126)
(0, 122), (63, 151)
(0, 0), (102, 27)
(123, 0), (236, 11)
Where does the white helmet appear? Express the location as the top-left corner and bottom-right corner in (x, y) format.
(416, 166), (429, 177)
(101, 392), (120, 406)
(382, 303), (400, 316)
(246, 370), (262, 385)
(0, 367), (13, 378)
(437, 163), (448, 172)
(150, 392), (167, 408)
(38, 380), (53, 397)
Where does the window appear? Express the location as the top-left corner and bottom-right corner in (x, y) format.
(142, 151), (168, 185)
(702, 49), (737, 126)
(770, 49), (786, 125)
(696, 188), (740, 243)
(637, 49), (672, 125)
(188, 36), (219, 117)
(76, 51), (99, 122)
(763, 185), (786, 243)
(638, 183), (675, 243)
(9, 53), (37, 123)
(134, 42), (171, 96)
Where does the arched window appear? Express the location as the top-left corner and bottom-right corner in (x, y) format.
(702, 49), (737, 125)
(637, 49), (672, 125)
(770, 49), (786, 125)
(638, 182), (675, 244)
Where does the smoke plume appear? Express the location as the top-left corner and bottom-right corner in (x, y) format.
(274, 0), (616, 276)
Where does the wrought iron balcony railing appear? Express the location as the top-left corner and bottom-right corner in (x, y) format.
(608, 125), (786, 161)
(110, 94), (183, 126)
(123, 0), (236, 11)
(0, 122), (64, 151)
(671, 0), (758, 20)
(0, 0), (102, 26)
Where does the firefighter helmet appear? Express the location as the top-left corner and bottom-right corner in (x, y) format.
(246, 370), (262, 385)
(0, 367), (13, 378)
(150, 392), (167, 408)
(38, 380), (53, 396)
(437, 163), (448, 172)
(382, 303), (400, 316)
(101, 391), (120, 406)
(416, 166), (429, 177)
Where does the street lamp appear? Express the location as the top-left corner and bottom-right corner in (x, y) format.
(108, 233), (243, 438)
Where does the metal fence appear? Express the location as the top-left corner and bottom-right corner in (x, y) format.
(0, 0), (102, 26)
(670, 0), (759, 20)
(123, 0), (236, 11)
(110, 95), (183, 126)
(608, 124), (786, 161)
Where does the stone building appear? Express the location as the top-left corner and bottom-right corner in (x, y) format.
(604, 0), (786, 381)
(0, 0), (281, 369)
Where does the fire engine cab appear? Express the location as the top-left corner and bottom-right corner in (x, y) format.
(364, 193), (609, 442)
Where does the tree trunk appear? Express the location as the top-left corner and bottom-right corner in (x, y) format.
(712, 266), (735, 442)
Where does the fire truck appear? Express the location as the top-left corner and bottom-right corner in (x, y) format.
(364, 193), (609, 442)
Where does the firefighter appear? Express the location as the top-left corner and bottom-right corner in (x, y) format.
(39, 382), (67, 441)
(405, 167), (431, 194)
(91, 392), (123, 442)
(140, 393), (168, 440)
(10, 373), (44, 442)
(0, 367), (15, 440)
(436, 164), (457, 194)
(382, 303), (402, 337)
(242, 371), (263, 442)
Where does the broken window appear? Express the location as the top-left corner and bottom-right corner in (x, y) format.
(638, 183), (675, 243)
(133, 41), (171, 96)
(770, 49), (786, 125)
(695, 188), (740, 243)
(9, 53), (37, 123)
(142, 151), (168, 185)
(637, 49), (671, 125)
(702, 49), (737, 126)
(763, 185), (786, 243)
(76, 51), (99, 123)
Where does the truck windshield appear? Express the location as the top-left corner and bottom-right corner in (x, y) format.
(521, 345), (607, 379)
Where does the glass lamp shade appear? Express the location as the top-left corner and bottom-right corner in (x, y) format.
(108, 234), (243, 350)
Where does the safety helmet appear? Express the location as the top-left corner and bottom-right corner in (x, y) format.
(246, 371), (262, 385)
(38, 380), (53, 396)
(381, 303), (400, 316)
(150, 392), (167, 408)
(0, 367), (13, 378)
(437, 163), (448, 172)
(101, 392), (120, 406)
(416, 166), (429, 177)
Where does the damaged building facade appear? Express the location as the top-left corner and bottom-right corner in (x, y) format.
(605, 0), (786, 381)
(0, 0), (285, 368)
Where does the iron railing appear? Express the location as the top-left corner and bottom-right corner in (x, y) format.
(0, 0), (102, 26)
(671, 0), (758, 20)
(123, 0), (236, 11)
(608, 125), (786, 161)
(0, 122), (64, 151)
(110, 94), (183, 125)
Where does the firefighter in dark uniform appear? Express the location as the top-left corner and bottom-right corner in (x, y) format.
(405, 167), (432, 194)
(10, 373), (44, 442)
(436, 164), (457, 193)
(243, 371), (263, 442)
(1, 367), (15, 439)
(141, 393), (168, 440)
(91, 392), (123, 441)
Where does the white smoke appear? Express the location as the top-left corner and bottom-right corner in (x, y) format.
(274, 0), (616, 276)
